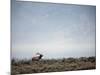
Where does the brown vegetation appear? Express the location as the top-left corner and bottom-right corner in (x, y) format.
(11, 57), (96, 75)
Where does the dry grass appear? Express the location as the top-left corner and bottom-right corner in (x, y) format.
(11, 57), (96, 75)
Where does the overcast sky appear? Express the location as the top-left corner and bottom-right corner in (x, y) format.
(11, 1), (96, 59)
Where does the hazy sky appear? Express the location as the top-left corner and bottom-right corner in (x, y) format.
(11, 0), (96, 59)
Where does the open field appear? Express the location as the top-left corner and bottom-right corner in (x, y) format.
(11, 57), (96, 75)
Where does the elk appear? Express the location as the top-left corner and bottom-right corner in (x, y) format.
(32, 53), (43, 61)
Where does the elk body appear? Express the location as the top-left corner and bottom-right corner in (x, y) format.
(32, 53), (43, 61)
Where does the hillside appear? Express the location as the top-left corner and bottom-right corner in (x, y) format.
(11, 57), (96, 75)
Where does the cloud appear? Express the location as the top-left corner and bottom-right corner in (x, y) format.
(11, 1), (96, 59)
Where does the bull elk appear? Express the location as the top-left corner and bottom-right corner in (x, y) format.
(32, 53), (43, 61)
